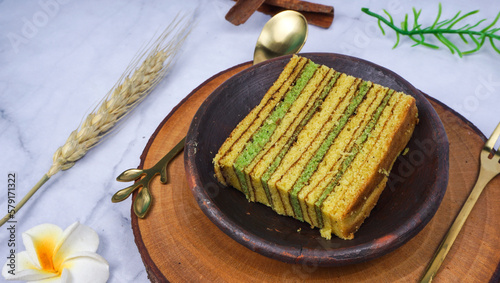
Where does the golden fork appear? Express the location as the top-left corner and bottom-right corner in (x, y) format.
(420, 121), (500, 282)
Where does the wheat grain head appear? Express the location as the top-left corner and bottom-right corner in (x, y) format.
(47, 15), (192, 177)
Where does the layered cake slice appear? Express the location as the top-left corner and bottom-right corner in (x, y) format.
(213, 55), (418, 240)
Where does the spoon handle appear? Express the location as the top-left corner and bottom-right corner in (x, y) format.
(111, 137), (185, 218)
(155, 136), (186, 184)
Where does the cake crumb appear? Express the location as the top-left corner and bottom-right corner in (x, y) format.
(378, 168), (390, 176)
(402, 147), (409, 156)
(339, 151), (354, 156)
(297, 228), (302, 233)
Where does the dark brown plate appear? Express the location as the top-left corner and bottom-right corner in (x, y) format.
(184, 53), (449, 266)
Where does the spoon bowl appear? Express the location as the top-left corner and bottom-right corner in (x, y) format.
(253, 10), (308, 65)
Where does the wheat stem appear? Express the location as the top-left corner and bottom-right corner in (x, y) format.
(0, 175), (50, 226)
(0, 15), (192, 227)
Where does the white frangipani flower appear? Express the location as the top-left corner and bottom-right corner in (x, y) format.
(2, 222), (109, 283)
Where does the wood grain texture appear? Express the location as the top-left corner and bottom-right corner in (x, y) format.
(227, 0), (334, 28)
(264, 0), (333, 14)
(257, 2), (333, 28)
(225, 0), (266, 25)
(131, 61), (500, 282)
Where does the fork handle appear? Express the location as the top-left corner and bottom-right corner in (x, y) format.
(420, 169), (498, 282)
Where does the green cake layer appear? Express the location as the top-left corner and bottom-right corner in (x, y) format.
(213, 55), (418, 240)
(233, 61), (319, 198)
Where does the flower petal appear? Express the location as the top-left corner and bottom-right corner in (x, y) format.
(34, 268), (69, 283)
(53, 222), (99, 269)
(60, 251), (109, 283)
(2, 251), (57, 281)
(22, 223), (63, 271)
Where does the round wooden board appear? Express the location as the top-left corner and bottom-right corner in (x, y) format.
(131, 62), (500, 282)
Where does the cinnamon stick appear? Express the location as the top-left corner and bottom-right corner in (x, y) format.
(265, 0), (333, 14)
(226, 0), (334, 28)
(259, 0), (334, 28)
(226, 0), (267, 25)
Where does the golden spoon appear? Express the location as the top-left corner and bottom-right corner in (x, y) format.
(112, 10), (308, 218)
(253, 10), (308, 65)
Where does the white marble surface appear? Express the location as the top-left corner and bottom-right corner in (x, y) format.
(0, 0), (499, 282)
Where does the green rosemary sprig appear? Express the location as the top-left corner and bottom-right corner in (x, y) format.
(361, 4), (500, 57)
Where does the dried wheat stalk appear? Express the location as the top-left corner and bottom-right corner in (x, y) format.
(0, 15), (192, 227)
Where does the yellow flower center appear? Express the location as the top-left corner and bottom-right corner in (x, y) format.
(33, 238), (60, 274)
